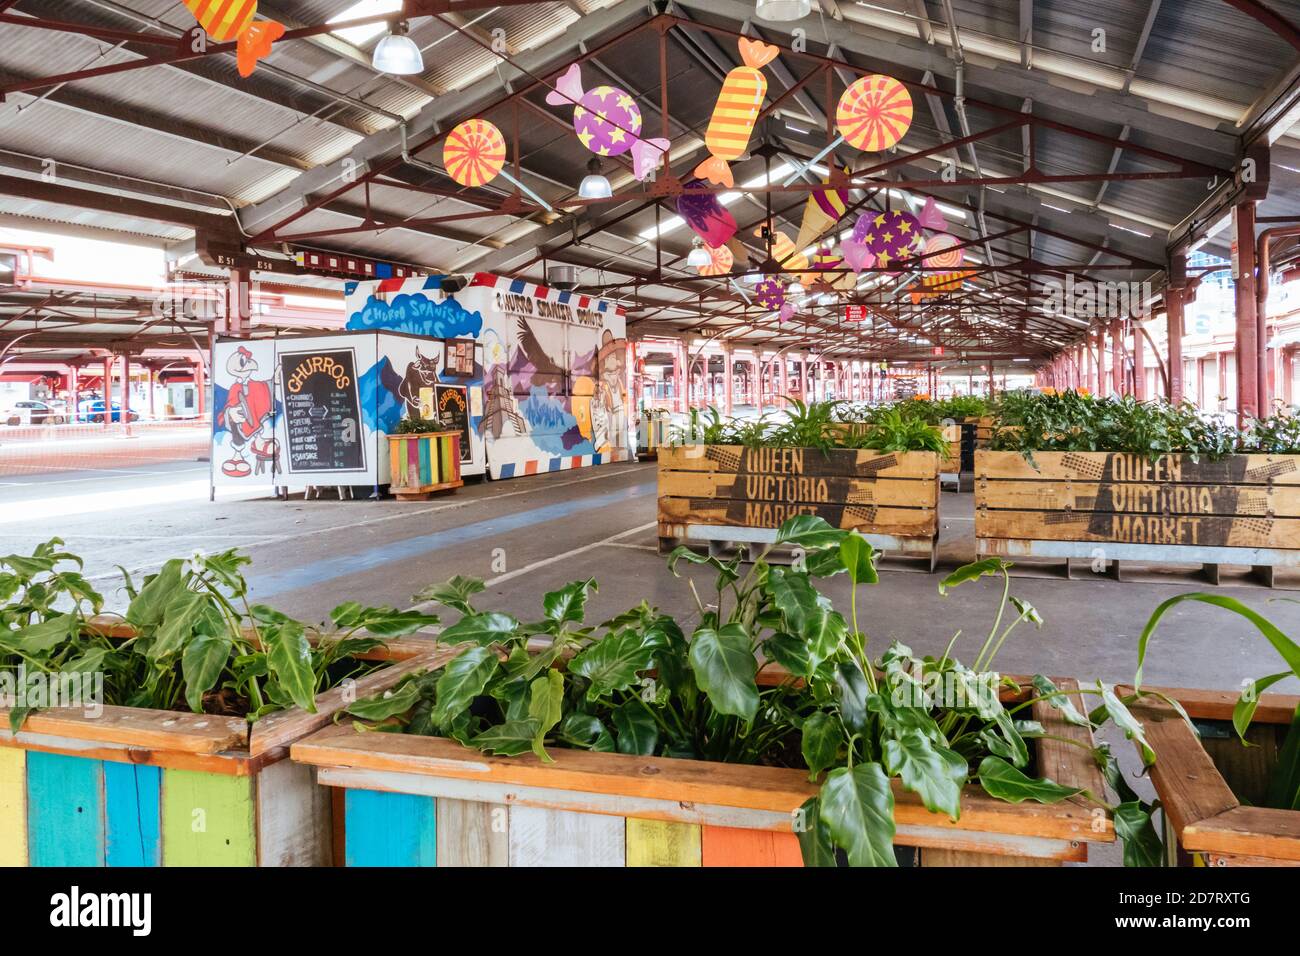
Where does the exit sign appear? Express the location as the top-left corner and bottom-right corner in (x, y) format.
(843, 305), (868, 322)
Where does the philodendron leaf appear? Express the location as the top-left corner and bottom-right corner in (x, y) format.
(415, 575), (486, 616)
(775, 515), (847, 550)
(611, 702), (658, 755)
(181, 632), (232, 713)
(147, 588), (207, 661)
(1094, 682), (1155, 766)
(558, 713), (616, 752)
(432, 645), (499, 729)
(800, 712), (842, 782)
(883, 728), (965, 821)
(527, 670), (565, 762)
(266, 620), (317, 713)
(937, 558), (1009, 596)
(569, 628), (656, 699)
(1233, 672), (1292, 745)
(818, 763), (897, 867)
(977, 756), (1082, 804)
(346, 680), (421, 721)
(688, 623), (759, 721)
(346, 608), (441, 637)
(665, 547), (740, 586)
(7, 613), (78, 655)
(794, 796), (838, 867)
(471, 719), (540, 757)
(125, 559), (185, 629)
(1031, 675), (1090, 728)
(437, 611), (519, 647)
(839, 533), (878, 586)
(1113, 801), (1165, 868)
(543, 578), (597, 625)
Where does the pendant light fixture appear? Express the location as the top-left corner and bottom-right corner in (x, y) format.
(578, 157), (613, 199)
(372, 21), (424, 75)
(686, 239), (712, 269)
(754, 0), (811, 22)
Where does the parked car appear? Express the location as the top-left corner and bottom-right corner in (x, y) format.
(3, 400), (65, 426)
(76, 399), (140, 423)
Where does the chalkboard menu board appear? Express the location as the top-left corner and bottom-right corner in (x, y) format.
(435, 385), (471, 463)
(280, 349), (365, 474)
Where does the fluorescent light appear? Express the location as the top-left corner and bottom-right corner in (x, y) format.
(638, 216), (685, 240)
(937, 202), (968, 218)
(331, 0), (402, 45)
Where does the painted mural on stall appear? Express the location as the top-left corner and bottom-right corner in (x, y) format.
(481, 287), (630, 475)
(212, 340), (280, 485)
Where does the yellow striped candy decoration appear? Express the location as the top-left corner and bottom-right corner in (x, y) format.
(443, 119), (507, 189)
(837, 74), (913, 152)
(184, 0), (258, 42)
(694, 39), (780, 186)
(766, 228), (808, 274)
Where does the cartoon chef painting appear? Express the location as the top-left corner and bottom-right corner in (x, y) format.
(216, 345), (276, 478)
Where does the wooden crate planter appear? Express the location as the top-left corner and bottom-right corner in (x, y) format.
(0, 643), (457, 867)
(975, 450), (1300, 583)
(1120, 687), (1300, 866)
(388, 432), (463, 500)
(290, 678), (1110, 867)
(657, 445), (941, 570)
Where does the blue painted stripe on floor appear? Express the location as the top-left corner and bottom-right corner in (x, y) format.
(252, 478), (655, 598)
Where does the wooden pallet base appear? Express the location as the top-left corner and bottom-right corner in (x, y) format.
(659, 524), (939, 572)
(394, 480), (463, 501)
(977, 538), (1296, 587)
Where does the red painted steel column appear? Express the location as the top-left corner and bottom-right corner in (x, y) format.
(1132, 320), (1146, 399)
(1234, 200), (1260, 424)
(1110, 319), (1123, 396)
(1166, 254), (1185, 402)
(723, 345), (733, 416)
(102, 354), (112, 429)
(121, 353), (132, 436)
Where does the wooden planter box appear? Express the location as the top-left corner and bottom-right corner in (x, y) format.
(0, 641), (457, 867)
(1120, 687), (1300, 866)
(290, 677), (1110, 867)
(975, 451), (1300, 583)
(388, 432), (463, 500)
(657, 445), (941, 570)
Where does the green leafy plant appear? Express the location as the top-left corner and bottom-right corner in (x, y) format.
(0, 540), (438, 729)
(1136, 593), (1300, 811)
(395, 414), (451, 434)
(668, 400), (947, 454)
(347, 517), (1160, 865)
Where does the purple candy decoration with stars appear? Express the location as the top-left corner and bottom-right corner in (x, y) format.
(853, 210), (923, 266)
(546, 64), (669, 180)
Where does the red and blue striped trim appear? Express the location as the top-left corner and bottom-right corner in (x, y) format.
(496, 454), (605, 479)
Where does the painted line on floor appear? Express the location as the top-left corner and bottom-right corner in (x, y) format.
(251, 479), (657, 599)
(408, 520), (659, 611)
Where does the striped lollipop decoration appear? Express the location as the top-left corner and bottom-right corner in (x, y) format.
(696, 244), (734, 276)
(922, 233), (964, 270)
(443, 119), (553, 211)
(783, 73), (913, 184)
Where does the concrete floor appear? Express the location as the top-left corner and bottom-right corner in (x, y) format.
(7, 454), (1300, 864)
(6, 456), (1295, 694)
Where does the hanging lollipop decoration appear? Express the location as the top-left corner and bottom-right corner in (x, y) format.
(546, 64), (670, 181)
(695, 244), (734, 277)
(443, 118), (554, 211)
(677, 188), (738, 247)
(783, 73), (913, 185)
(694, 39), (781, 187)
(921, 233), (964, 270)
(183, 1), (284, 77)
